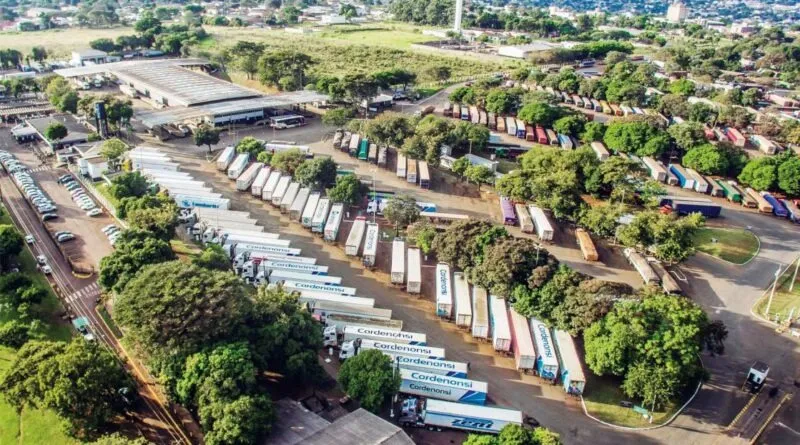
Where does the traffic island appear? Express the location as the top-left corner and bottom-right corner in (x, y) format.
(753, 257), (800, 325)
(691, 227), (760, 265)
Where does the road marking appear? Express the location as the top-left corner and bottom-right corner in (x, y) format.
(777, 422), (800, 437)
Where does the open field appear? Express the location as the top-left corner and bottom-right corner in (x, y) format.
(0, 206), (76, 445)
(692, 227), (759, 264)
(0, 27), (133, 59)
(754, 257), (800, 321)
(583, 374), (683, 427)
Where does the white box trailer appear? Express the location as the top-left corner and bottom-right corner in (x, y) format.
(289, 187), (310, 221)
(378, 146), (388, 167)
(311, 198), (331, 233)
(554, 329), (586, 396)
(251, 166), (272, 196)
(345, 340), (445, 361)
(269, 270), (342, 286)
(527, 205), (554, 241)
(261, 171), (282, 201)
(227, 242), (301, 258)
(406, 248), (422, 294)
(222, 233), (290, 247)
(324, 203), (344, 242)
(227, 153), (250, 179)
(308, 300), (391, 323)
(435, 263), (453, 319)
(162, 187), (221, 199)
(397, 152), (407, 178)
(471, 286), (489, 340)
(325, 314), (402, 334)
(234, 251), (315, 269)
(386, 354), (468, 378)
(281, 280), (356, 296)
(489, 295), (511, 353)
(343, 326), (426, 346)
(391, 239), (406, 284)
(236, 162), (264, 191)
(407, 158), (417, 184)
(345, 217), (366, 256)
(453, 272), (472, 328)
(271, 176), (292, 206)
(297, 291), (374, 308)
(264, 143), (311, 155)
(262, 260), (328, 275)
(643, 157), (667, 182)
(530, 317), (559, 381)
(216, 146), (236, 171)
(399, 370), (487, 405)
(201, 221), (263, 235)
(280, 181), (300, 213)
(133, 159), (179, 172)
(362, 222), (380, 267)
(515, 203), (533, 233)
(411, 399), (522, 433)
(301, 192), (321, 228)
(509, 308), (535, 372)
(686, 168), (709, 193)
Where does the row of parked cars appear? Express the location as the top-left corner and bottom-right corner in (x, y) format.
(1, 151), (58, 216)
(101, 224), (122, 246)
(58, 174), (102, 217)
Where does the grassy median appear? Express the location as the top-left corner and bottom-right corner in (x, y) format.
(582, 375), (683, 427)
(755, 257), (800, 321)
(692, 227), (759, 264)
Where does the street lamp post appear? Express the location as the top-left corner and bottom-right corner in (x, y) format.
(765, 266), (783, 320)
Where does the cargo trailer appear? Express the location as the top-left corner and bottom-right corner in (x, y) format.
(391, 239), (406, 284)
(453, 272), (472, 328)
(226, 242), (300, 259)
(506, 117), (517, 136)
(341, 326), (426, 346)
(227, 153), (250, 179)
(349, 134), (361, 155)
(576, 228), (599, 261)
(470, 106), (480, 125)
(725, 127), (746, 147)
(718, 180), (742, 203)
(399, 369), (487, 405)
(270, 175), (292, 206)
(642, 157), (667, 182)
(262, 260), (328, 276)
(496, 115), (506, 133)
(386, 354), (467, 378)
(236, 162), (263, 191)
(554, 330), (586, 396)
(751, 135), (777, 155)
(534, 126), (547, 144)
(281, 280), (356, 296)
(489, 295), (511, 353)
(509, 308), (536, 373)
(761, 192), (788, 217)
(545, 129), (558, 146)
(515, 119), (527, 138)
(685, 168), (708, 193)
(377, 146), (388, 167)
(515, 203), (533, 233)
(173, 195), (230, 210)
(216, 146), (236, 171)
(441, 101), (452, 117)
(488, 112), (497, 130)
(261, 171), (282, 201)
(557, 134), (573, 150)
(500, 197), (517, 225)
(669, 164), (695, 190)
(358, 138), (369, 161)
(301, 192), (321, 227)
(324, 314), (402, 334)
(341, 340), (445, 361)
(407, 158), (418, 184)
(530, 317), (559, 381)
(323, 203), (344, 242)
(397, 152), (407, 178)
(345, 217), (366, 256)
(623, 248), (659, 284)
(279, 181), (300, 213)
(528, 205), (554, 241)
(782, 199), (800, 223)
(251, 167), (272, 197)
(362, 222), (380, 267)
(418, 161), (431, 189)
(268, 270), (342, 286)
(289, 187), (311, 221)
(651, 262), (682, 295)
(368, 143), (378, 163)
(747, 188), (772, 213)
(471, 286), (489, 340)
(461, 107), (470, 121)
(436, 263), (453, 319)
(311, 198), (332, 233)
(399, 399), (522, 434)
(706, 177), (724, 197)
(591, 141), (610, 161)
(406, 248), (422, 294)
(307, 300), (391, 323)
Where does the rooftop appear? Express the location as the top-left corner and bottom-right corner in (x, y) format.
(267, 399), (413, 445)
(27, 114), (89, 145)
(72, 49), (108, 58)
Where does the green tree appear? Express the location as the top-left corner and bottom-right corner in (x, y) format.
(0, 225), (24, 271)
(553, 115), (586, 137)
(518, 102), (559, 127)
(464, 165), (494, 190)
(603, 121), (666, 156)
(738, 157), (778, 191)
(90, 38), (117, 52)
(127, 203), (179, 241)
(682, 144), (729, 175)
(778, 156), (800, 196)
(579, 204), (625, 237)
(668, 79), (695, 96)
(256, 151), (272, 164)
(365, 112), (414, 147)
(44, 122), (67, 143)
(0, 339), (132, 439)
(621, 362), (680, 412)
(295, 157), (338, 189)
(327, 174), (365, 206)
(668, 122), (707, 151)
(426, 65), (451, 82)
(484, 89), (519, 115)
(0, 320), (30, 348)
(552, 279), (623, 335)
(98, 229), (176, 293)
(407, 221), (436, 255)
(581, 121), (606, 143)
(473, 238), (548, 298)
(89, 432), (152, 445)
(431, 220), (495, 271)
(616, 211), (704, 264)
(322, 107), (355, 127)
(270, 148), (306, 175)
(193, 124), (220, 153)
(383, 194), (420, 233)
(202, 394), (274, 445)
(235, 137), (264, 157)
(192, 244), (231, 271)
(110, 171), (149, 200)
(99, 138), (128, 170)
(229, 41), (265, 80)
(451, 156), (471, 180)
(688, 103), (717, 124)
(258, 50), (314, 91)
(338, 349), (400, 413)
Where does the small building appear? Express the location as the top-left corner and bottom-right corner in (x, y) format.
(71, 49), (109, 67)
(361, 94), (393, 112)
(497, 41), (558, 59)
(666, 2), (689, 23)
(320, 14), (348, 25)
(25, 114), (90, 152)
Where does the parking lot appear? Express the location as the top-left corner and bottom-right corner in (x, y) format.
(1, 138), (115, 271)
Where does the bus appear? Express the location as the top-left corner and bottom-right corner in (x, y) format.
(599, 100), (612, 115)
(623, 248), (659, 285)
(269, 115), (306, 129)
(515, 203), (533, 233)
(576, 228), (598, 261)
(746, 188), (772, 213)
(500, 197), (517, 225)
(418, 161), (431, 189)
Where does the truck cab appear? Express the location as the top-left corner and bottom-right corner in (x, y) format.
(398, 398), (428, 428)
(338, 339), (359, 360)
(323, 326), (339, 347)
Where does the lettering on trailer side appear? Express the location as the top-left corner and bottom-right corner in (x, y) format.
(438, 268), (450, 297)
(354, 327), (418, 342)
(396, 356), (457, 370)
(411, 372), (474, 389)
(536, 324), (555, 358)
(372, 341), (437, 356)
(364, 226), (378, 250)
(451, 417), (495, 431)
(408, 383), (452, 396)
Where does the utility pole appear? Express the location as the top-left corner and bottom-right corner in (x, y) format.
(765, 266), (782, 320)
(790, 258), (800, 292)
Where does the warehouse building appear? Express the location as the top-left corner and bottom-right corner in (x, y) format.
(55, 59), (327, 129)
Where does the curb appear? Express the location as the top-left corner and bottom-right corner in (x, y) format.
(694, 228), (761, 266)
(580, 355), (705, 431)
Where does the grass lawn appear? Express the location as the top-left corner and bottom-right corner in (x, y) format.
(0, 206), (76, 444)
(95, 183), (119, 209)
(583, 374), (683, 427)
(691, 227), (759, 264)
(315, 24), (439, 49)
(754, 257), (800, 321)
(0, 27), (133, 58)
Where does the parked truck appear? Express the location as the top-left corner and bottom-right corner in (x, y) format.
(227, 153), (250, 179)
(236, 162), (263, 191)
(251, 167), (272, 197)
(669, 164), (696, 190)
(270, 176), (292, 206)
(306, 300), (391, 323)
(279, 182), (301, 213)
(311, 198), (331, 233)
(261, 171), (282, 201)
(490, 295), (511, 353)
(509, 308), (536, 373)
(279, 280), (356, 296)
(301, 192), (321, 228)
(453, 272), (472, 329)
(391, 239), (406, 284)
(471, 287), (489, 341)
(261, 260), (328, 275)
(686, 168), (709, 193)
(345, 217), (366, 256)
(226, 242), (301, 259)
(289, 187), (311, 222)
(216, 146), (236, 171)
(642, 157), (667, 182)
(339, 338), (445, 361)
(406, 247), (422, 294)
(528, 205), (554, 241)
(436, 263), (453, 319)
(324, 313), (402, 334)
(554, 330), (586, 396)
(399, 370), (487, 405)
(531, 317), (559, 381)
(362, 222), (379, 267)
(670, 199), (722, 218)
(387, 354), (468, 378)
(323, 203), (344, 242)
(623, 248), (659, 284)
(398, 398), (522, 434)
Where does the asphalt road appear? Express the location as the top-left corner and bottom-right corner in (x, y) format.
(0, 137), (193, 444)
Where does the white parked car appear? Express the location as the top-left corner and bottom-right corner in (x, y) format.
(41, 265), (52, 274)
(25, 235), (35, 244)
(87, 208), (103, 217)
